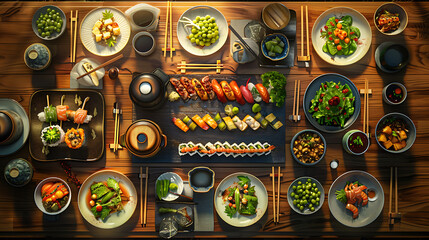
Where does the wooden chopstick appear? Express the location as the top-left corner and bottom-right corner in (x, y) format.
(276, 166), (280, 223)
(143, 167), (149, 227)
(73, 10), (78, 63)
(395, 167), (398, 213)
(292, 80), (297, 119)
(389, 166), (393, 216)
(140, 167), (143, 227)
(163, 1), (169, 58)
(300, 6), (304, 57)
(366, 80), (369, 135)
(177, 63), (224, 66)
(296, 80), (301, 118)
(70, 11), (73, 63)
(305, 6), (309, 58)
(363, 79), (367, 134)
(77, 54), (123, 79)
(177, 66), (223, 70)
(271, 166), (276, 223)
(169, 1), (173, 59)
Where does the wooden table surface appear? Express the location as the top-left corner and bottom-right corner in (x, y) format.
(1, 1), (429, 238)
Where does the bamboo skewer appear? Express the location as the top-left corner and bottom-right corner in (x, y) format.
(163, 1), (170, 58)
(76, 97), (89, 130)
(143, 166), (149, 227)
(77, 54), (123, 80)
(271, 166), (276, 224)
(60, 95), (65, 129)
(276, 166), (281, 223)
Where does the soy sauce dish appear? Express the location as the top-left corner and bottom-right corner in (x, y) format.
(382, 82), (407, 105)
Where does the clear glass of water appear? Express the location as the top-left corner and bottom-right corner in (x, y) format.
(159, 217), (178, 239)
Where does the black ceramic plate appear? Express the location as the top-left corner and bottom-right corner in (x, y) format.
(303, 73), (361, 133)
(29, 89), (104, 161)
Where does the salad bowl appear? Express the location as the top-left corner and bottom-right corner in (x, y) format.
(311, 7), (372, 66)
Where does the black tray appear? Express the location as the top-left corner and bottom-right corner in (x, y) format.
(133, 74), (285, 165)
(29, 89), (105, 161)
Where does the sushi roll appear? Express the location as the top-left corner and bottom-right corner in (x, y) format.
(222, 116), (237, 131)
(214, 141), (224, 156)
(182, 115), (197, 131)
(223, 142), (232, 157)
(213, 113), (226, 131)
(247, 143), (256, 157)
(192, 115), (209, 130)
(178, 143), (188, 156)
(254, 112), (269, 129)
(265, 113), (283, 130)
(253, 141), (264, 156)
(238, 142), (249, 157)
(263, 142), (272, 155)
(196, 143), (207, 157)
(231, 143), (240, 158)
(202, 114), (218, 129)
(185, 142), (198, 156)
(41, 125), (65, 147)
(65, 128), (85, 149)
(204, 142), (216, 157)
(243, 115), (260, 131)
(232, 116), (248, 131)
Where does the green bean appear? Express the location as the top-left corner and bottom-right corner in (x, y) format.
(289, 178), (322, 212)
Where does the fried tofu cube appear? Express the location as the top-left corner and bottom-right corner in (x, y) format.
(94, 20), (103, 29)
(95, 33), (102, 42)
(378, 133), (388, 143)
(398, 130), (408, 141)
(400, 140), (407, 149)
(113, 27), (120, 36)
(102, 31), (111, 40)
(383, 140), (393, 150)
(382, 126), (392, 135)
(391, 137), (399, 144)
(393, 142), (404, 151)
(92, 26), (100, 35)
(107, 25), (113, 32)
(104, 18), (113, 26)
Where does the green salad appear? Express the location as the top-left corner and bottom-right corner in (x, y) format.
(223, 176), (258, 218)
(309, 81), (355, 127)
(320, 15), (361, 56)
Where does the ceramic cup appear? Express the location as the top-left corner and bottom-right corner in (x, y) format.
(133, 31), (156, 56)
(188, 166), (215, 193)
(0, 110), (23, 146)
(232, 38), (259, 64)
(342, 130), (370, 155)
(125, 3), (160, 32)
(24, 43), (51, 71)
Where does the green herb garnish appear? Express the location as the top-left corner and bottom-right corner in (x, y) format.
(106, 37), (116, 47)
(102, 10), (114, 20)
(352, 136), (363, 146)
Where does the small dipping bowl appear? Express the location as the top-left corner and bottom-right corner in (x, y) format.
(367, 188), (378, 202)
(375, 42), (409, 73)
(132, 31), (156, 56)
(188, 166), (215, 193)
(342, 130), (370, 155)
(382, 82), (407, 105)
(261, 33), (289, 61)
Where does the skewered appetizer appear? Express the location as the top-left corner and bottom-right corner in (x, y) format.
(65, 128), (85, 149)
(92, 10), (121, 47)
(41, 181), (70, 213)
(201, 76), (216, 100)
(169, 78), (189, 101)
(38, 106), (93, 124)
(41, 125), (65, 147)
(180, 77), (198, 100)
(179, 141), (275, 157)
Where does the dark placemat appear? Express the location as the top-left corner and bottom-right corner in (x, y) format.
(132, 74), (285, 165)
(29, 89), (105, 161)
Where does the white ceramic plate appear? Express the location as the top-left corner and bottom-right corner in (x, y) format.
(311, 7), (372, 66)
(328, 170), (384, 228)
(156, 172), (184, 201)
(80, 7), (131, 57)
(214, 172), (268, 227)
(177, 5), (228, 56)
(78, 169), (137, 229)
(70, 58), (105, 89)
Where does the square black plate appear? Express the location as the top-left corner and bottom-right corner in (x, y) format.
(29, 89), (105, 161)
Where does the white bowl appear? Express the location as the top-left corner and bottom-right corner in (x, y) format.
(34, 177), (71, 215)
(177, 5), (228, 56)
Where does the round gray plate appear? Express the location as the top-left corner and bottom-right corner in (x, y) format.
(303, 73), (361, 133)
(328, 170), (384, 228)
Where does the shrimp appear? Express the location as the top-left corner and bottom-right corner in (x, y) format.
(361, 191), (368, 206)
(346, 203), (359, 219)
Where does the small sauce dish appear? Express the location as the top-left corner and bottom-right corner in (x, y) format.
(188, 167), (215, 193)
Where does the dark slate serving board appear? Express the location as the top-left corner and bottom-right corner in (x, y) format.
(29, 89), (105, 161)
(133, 74), (285, 165)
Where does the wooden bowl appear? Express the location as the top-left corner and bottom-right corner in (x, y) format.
(262, 3), (290, 30)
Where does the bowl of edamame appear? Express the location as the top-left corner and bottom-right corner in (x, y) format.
(177, 5), (228, 56)
(287, 176), (324, 215)
(32, 5), (66, 40)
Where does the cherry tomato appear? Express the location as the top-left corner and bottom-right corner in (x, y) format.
(344, 38), (350, 44)
(334, 39), (340, 44)
(50, 195), (57, 202)
(211, 79), (227, 103)
(96, 205), (103, 212)
(243, 184), (249, 189)
(229, 203), (233, 207)
(228, 196), (233, 201)
(232, 204), (236, 208)
(89, 200), (95, 207)
(342, 31), (347, 37)
(91, 194), (98, 200)
(337, 23), (342, 29)
(229, 81), (245, 105)
(255, 83), (269, 103)
(339, 35), (344, 40)
(395, 88), (402, 94)
(55, 190), (64, 199)
(337, 45), (342, 51)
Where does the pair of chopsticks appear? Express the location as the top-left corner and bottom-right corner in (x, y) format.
(140, 167), (149, 227)
(297, 6), (310, 64)
(163, 1), (173, 59)
(389, 166), (401, 225)
(77, 54), (123, 80)
(271, 166), (281, 224)
(70, 10), (78, 64)
(112, 102), (122, 152)
(363, 79), (369, 135)
(291, 80), (301, 122)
